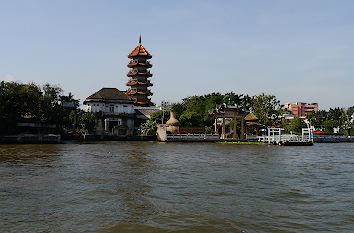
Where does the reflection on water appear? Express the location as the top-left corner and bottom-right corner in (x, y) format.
(0, 142), (353, 232)
(0, 144), (61, 163)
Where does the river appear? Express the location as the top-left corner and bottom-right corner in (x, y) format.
(0, 142), (353, 232)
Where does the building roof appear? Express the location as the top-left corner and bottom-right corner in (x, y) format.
(85, 88), (132, 102)
(135, 107), (160, 119)
(128, 44), (152, 59)
(244, 112), (258, 121)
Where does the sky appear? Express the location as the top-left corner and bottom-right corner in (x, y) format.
(0, 0), (353, 110)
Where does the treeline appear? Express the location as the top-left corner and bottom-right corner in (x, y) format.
(306, 107), (354, 134)
(144, 92), (353, 135)
(2, 81), (353, 136)
(141, 92), (285, 135)
(0, 81), (94, 135)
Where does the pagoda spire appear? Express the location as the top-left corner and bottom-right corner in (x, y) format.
(139, 35), (141, 44)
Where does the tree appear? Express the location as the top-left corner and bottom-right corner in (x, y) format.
(138, 119), (157, 136)
(171, 92), (224, 127)
(223, 92), (252, 111)
(281, 119), (291, 133)
(288, 116), (307, 134)
(179, 111), (201, 126)
(306, 110), (327, 129)
(150, 110), (170, 124)
(251, 93), (284, 127)
(0, 81), (81, 135)
(60, 93), (80, 129)
(323, 120), (335, 134)
(77, 111), (95, 134)
(0, 81), (42, 133)
(327, 107), (345, 128)
(347, 106), (354, 117)
(40, 83), (63, 124)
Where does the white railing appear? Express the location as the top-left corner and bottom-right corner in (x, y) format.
(258, 128), (313, 143)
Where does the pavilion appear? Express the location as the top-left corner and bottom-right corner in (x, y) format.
(209, 104), (246, 140)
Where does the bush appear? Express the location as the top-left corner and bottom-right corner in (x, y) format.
(138, 119), (157, 136)
(350, 128), (354, 136)
(288, 116), (307, 134)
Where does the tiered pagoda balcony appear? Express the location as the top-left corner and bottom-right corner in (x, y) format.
(131, 97), (151, 106)
(126, 78), (153, 87)
(126, 88), (153, 96)
(127, 60), (152, 68)
(126, 69), (153, 77)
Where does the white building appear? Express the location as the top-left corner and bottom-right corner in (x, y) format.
(83, 88), (135, 136)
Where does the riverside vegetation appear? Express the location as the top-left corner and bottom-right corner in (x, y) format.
(1, 81), (353, 136)
(0, 81), (95, 135)
(141, 92), (354, 136)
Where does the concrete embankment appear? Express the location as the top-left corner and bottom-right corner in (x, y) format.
(314, 135), (354, 143)
(78, 134), (156, 142)
(0, 134), (61, 144)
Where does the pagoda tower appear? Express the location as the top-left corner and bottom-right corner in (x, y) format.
(126, 36), (153, 106)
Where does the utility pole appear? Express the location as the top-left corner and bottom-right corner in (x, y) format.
(161, 101), (166, 124)
(161, 101), (170, 124)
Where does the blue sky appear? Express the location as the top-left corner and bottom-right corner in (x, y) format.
(1, 0), (353, 109)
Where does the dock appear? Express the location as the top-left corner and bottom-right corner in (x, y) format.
(258, 128), (314, 146)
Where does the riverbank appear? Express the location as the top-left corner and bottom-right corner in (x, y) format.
(0, 134), (61, 144)
(1, 134), (353, 144)
(314, 135), (354, 143)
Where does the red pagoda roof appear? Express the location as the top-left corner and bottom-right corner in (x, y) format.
(128, 44), (152, 59)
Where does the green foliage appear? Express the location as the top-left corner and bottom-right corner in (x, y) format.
(350, 128), (354, 136)
(288, 116), (307, 134)
(138, 119), (157, 136)
(281, 119), (291, 133)
(150, 110), (170, 124)
(40, 83), (63, 124)
(323, 120), (335, 134)
(77, 111), (95, 134)
(205, 126), (213, 134)
(170, 92), (250, 127)
(173, 93), (225, 126)
(171, 102), (186, 120)
(347, 106), (354, 117)
(327, 107), (345, 128)
(0, 81), (79, 134)
(170, 92), (284, 128)
(251, 93), (284, 127)
(179, 111), (201, 126)
(0, 81), (42, 133)
(307, 107), (353, 133)
(306, 110), (327, 129)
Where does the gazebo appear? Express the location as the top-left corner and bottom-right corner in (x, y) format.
(209, 104), (246, 140)
(244, 112), (262, 136)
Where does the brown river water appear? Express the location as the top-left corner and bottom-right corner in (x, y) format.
(0, 142), (353, 233)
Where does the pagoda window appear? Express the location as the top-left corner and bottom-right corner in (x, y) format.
(109, 105), (114, 113)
